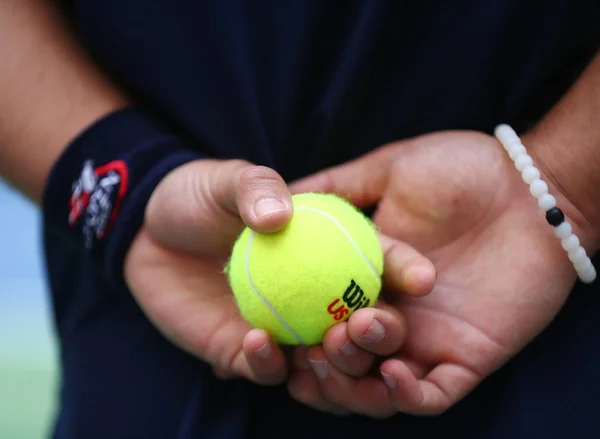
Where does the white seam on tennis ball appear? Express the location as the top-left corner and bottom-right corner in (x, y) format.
(295, 206), (380, 279)
(245, 231), (305, 344)
(244, 205), (380, 344)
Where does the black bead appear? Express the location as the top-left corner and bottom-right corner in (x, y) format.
(546, 207), (565, 226)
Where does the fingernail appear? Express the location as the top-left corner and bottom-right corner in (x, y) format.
(254, 197), (287, 219)
(360, 318), (385, 343)
(338, 340), (358, 356)
(255, 342), (271, 359)
(381, 372), (396, 389)
(308, 359), (328, 379)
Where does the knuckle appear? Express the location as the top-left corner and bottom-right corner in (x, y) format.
(224, 159), (254, 185)
(238, 165), (283, 190)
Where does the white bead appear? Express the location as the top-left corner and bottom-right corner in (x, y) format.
(574, 257), (592, 272)
(576, 258), (593, 269)
(554, 222), (572, 239)
(574, 258), (596, 283)
(529, 179), (548, 198)
(521, 166), (540, 184)
(537, 193), (556, 211)
(578, 265), (597, 284)
(501, 141), (516, 153)
(494, 124), (519, 146)
(561, 234), (580, 252)
(508, 144), (527, 160)
(494, 124), (515, 138)
(568, 246), (587, 264)
(503, 139), (521, 152)
(514, 154), (533, 171)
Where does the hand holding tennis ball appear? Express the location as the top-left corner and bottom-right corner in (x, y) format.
(226, 192), (384, 345)
(126, 159), (424, 388)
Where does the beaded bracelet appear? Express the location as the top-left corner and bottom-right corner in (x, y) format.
(494, 124), (596, 284)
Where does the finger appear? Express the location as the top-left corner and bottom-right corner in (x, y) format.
(321, 322), (375, 377)
(380, 359), (481, 416)
(346, 304), (407, 356)
(288, 347), (350, 416)
(144, 160), (293, 259)
(288, 144), (399, 208)
(224, 162), (294, 233)
(125, 234), (289, 386)
(230, 329), (287, 385)
(294, 346), (312, 371)
(379, 233), (436, 297)
(306, 347), (395, 418)
(202, 314), (289, 386)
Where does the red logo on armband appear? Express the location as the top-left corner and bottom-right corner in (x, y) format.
(68, 160), (129, 248)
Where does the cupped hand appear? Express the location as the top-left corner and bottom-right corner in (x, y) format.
(123, 158), (432, 386)
(124, 159), (293, 384)
(287, 130), (586, 417)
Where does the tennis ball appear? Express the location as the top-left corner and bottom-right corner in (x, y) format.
(225, 192), (384, 346)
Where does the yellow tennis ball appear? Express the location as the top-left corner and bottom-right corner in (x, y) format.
(225, 192), (384, 345)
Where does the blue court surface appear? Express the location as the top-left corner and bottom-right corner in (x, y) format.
(0, 179), (58, 438)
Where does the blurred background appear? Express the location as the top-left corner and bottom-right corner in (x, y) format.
(0, 178), (58, 438)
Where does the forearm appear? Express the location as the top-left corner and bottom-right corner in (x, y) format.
(525, 51), (600, 251)
(0, 1), (128, 202)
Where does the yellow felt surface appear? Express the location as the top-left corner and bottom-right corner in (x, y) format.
(226, 193), (383, 345)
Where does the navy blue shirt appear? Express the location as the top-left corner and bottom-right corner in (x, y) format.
(46, 1), (600, 438)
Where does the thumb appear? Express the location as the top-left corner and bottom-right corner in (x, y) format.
(216, 159), (294, 234)
(289, 143), (399, 208)
(145, 159), (293, 259)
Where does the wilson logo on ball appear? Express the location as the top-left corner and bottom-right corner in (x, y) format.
(326, 279), (371, 321)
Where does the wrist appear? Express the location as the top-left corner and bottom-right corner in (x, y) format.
(518, 53), (600, 255)
(522, 130), (600, 254)
(495, 124), (596, 284)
